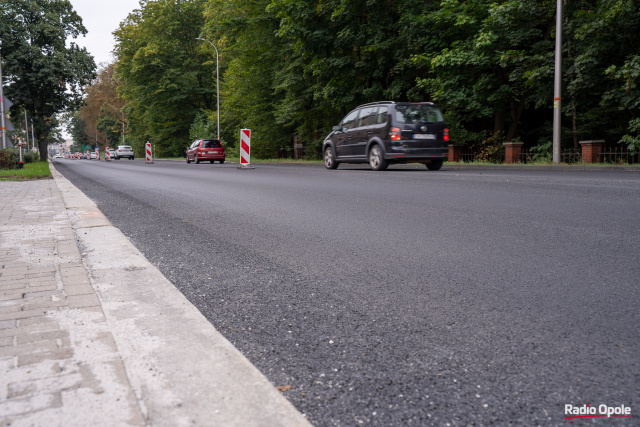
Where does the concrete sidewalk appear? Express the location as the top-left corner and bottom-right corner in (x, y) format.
(0, 164), (310, 426)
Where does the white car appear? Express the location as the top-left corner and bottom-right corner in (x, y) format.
(90, 152), (99, 160)
(114, 145), (135, 160)
(54, 153), (63, 158)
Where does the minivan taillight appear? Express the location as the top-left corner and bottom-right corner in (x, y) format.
(390, 127), (401, 142)
(443, 128), (449, 142)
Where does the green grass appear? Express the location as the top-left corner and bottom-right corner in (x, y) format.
(0, 161), (52, 181)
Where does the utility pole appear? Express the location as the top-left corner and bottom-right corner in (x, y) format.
(552, 0), (563, 164)
(24, 110), (29, 149)
(0, 47), (7, 149)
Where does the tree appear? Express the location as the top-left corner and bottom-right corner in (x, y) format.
(67, 110), (89, 146)
(267, 0), (422, 153)
(77, 62), (124, 149)
(0, 0), (96, 160)
(202, 0), (292, 157)
(113, 0), (216, 157)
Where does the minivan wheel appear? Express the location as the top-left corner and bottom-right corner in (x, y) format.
(369, 145), (388, 171)
(426, 160), (443, 171)
(186, 157), (191, 164)
(324, 147), (339, 169)
(195, 155), (200, 164)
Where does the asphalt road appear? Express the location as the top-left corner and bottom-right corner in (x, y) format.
(53, 158), (640, 426)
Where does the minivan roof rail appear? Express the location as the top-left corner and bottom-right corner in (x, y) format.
(357, 101), (435, 108)
(358, 101), (395, 107)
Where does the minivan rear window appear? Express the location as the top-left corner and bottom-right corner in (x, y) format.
(202, 140), (222, 148)
(395, 105), (444, 124)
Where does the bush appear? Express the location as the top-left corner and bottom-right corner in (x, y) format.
(0, 148), (39, 169)
(23, 151), (38, 164)
(0, 148), (18, 169)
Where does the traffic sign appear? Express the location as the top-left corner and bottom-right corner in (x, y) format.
(1, 96), (12, 112)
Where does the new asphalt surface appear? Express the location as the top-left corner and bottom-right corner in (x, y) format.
(52, 159), (640, 426)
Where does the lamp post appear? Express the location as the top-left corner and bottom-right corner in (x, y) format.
(121, 112), (125, 145)
(196, 37), (220, 141)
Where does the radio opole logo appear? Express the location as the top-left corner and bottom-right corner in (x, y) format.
(565, 404), (632, 420)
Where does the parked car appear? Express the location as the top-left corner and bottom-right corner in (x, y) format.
(90, 152), (99, 160)
(186, 139), (225, 164)
(54, 153), (63, 158)
(114, 145), (135, 160)
(322, 101), (449, 171)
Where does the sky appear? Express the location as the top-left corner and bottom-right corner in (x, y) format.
(60, 1), (140, 139)
(68, 0), (141, 67)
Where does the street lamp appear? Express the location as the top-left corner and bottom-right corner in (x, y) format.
(121, 111), (125, 146)
(196, 37), (220, 141)
(0, 42), (7, 149)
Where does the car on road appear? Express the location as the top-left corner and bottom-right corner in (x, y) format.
(114, 145), (135, 160)
(186, 139), (225, 164)
(322, 101), (449, 171)
(90, 152), (99, 160)
(54, 153), (63, 158)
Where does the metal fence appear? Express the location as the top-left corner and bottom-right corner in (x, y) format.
(452, 146), (638, 164)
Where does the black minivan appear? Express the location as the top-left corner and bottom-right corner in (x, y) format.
(322, 101), (449, 171)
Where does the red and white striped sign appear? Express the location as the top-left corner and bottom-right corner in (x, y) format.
(145, 142), (153, 163)
(240, 129), (251, 165)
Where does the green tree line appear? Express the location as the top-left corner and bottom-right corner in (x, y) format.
(102, 0), (640, 158)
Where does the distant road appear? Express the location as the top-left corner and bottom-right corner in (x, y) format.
(53, 159), (640, 426)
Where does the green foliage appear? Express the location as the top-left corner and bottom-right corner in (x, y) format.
(0, 149), (18, 169)
(619, 118), (640, 152)
(530, 140), (553, 161)
(113, 0), (216, 157)
(604, 54), (640, 151)
(0, 0), (96, 160)
(0, 147), (36, 169)
(96, 105), (123, 147)
(67, 111), (90, 146)
(189, 112), (217, 141)
(108, 0), (640, 159)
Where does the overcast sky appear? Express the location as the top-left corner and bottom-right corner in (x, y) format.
(68, 0), (141, 67)
(60, 1), (140, 139)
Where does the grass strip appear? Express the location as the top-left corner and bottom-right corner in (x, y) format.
(0, 161), (53, 181)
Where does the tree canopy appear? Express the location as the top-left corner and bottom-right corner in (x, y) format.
(108, 0), (639, 159)
(0, 0), (96, 160)
(113, 0), (216, 157)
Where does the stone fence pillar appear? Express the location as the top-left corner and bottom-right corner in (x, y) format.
(503, 142), (524, 164)
(579, 140), (604, 163)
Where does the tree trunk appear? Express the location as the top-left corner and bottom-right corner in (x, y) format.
(571, 100), (578, 149)
(494, 111), (505, 136)
(37, 115), (47, 161)
(506, 98), (525, 142)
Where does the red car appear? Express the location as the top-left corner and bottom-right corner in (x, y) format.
(186, 139), (225, 164)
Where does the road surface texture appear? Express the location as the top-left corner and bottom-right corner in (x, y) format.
(53, 159), (639, 426)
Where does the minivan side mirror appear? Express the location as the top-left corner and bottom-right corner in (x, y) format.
(333, 125), (342, 132)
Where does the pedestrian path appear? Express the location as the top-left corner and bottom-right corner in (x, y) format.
(0, 165), (309, 426)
